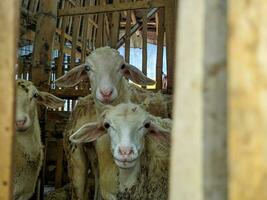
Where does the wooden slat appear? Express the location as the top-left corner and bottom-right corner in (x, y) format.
(32, 0), (57, 89)
(164, 0), (175, 93)
(142, 9), (148, 76)
(95, 0), (106, 48)
(70, 15), (81, 69)
(55, 139), (64, 189)
(0, 0), (18, 199)
(155, 8), (164, 90)
(116, 8), (158, 49)
(58, 0), (165, 16)
(125, 9), (131, 63)
(110, 0), (120, 48)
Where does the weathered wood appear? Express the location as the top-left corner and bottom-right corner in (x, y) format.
(228, 1), (267, 200)
(125, 9), (131, 63)
(169, 0), (227, 200)
(110, 0), (120, 48)
(116, 8), (158, 49)
(55, 139), (64, 189)
(70, 15), (81, 69)
(32, 0), (57, 89)
(164, 0), (175, 93)
(51, 88), (89, 99)
(155, 8), (164, 90)
(95, 0), (106, 48)
(58, 0), (165, 16)
(0, 0), (18, 199)
(142, 9), (148, 76)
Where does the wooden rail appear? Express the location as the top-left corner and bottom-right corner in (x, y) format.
(58, 0), (165, 16)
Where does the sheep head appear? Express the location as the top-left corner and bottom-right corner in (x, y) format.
(16, 79), (65, 132)
(54, 47), (155, 104)
(69, 103), (170, 169)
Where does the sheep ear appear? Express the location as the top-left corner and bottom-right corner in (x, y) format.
(54, 64), (88, 87)
(37, 92), (65, 109)
(121, 64), (156, 86)
(69, 122), (106, 144)
(147, 122), (171, 144)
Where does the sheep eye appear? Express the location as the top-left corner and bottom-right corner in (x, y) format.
(144, 122), (150, 129)
(84, 65), (91, 71)
(121, 64), (126, 70)
(104, 122), (110, 129)
(33, 93), (39, 98)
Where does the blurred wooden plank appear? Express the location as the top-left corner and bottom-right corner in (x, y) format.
(55, 139), (64, 189)
(169, 0), (227, 199)
(70, 15), (81, 69)
(156, 8), (164, 90)
(0, 0), (18, 199)
(59, 0), (165, 16)
(95, 0), (106, 48)
(228, 1), (267, 200)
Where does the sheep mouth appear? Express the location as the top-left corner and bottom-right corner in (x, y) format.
(16, 126), (30, 132)
(113, 156), (139, 163)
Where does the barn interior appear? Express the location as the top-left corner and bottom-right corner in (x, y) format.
(1, 0), (267, 200)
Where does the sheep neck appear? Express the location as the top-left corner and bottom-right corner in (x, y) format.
(118, 159), (140, 192)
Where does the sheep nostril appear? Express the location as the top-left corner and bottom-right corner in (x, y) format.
(100, 89), (113, 97)
(16, 117), (27, 126)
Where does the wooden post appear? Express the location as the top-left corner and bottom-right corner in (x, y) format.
(0, 0), (18, 199)
(95, 0), (106, 48)
(32, 0), (57, 90)
(110, 0), (120, 48)
(155, 8), (164, 90)
(228, 1), (267, 199)
(142, 9), (148, 76)
(164, 0), (176, 93)
(169, 0), (227, 200)
(125, 9), (131, 63)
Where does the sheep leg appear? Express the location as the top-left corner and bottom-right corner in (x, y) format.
(69, 146), (89, 200)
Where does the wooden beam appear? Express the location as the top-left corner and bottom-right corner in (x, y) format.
(155, 8), (164, 90)
(70, 15), (81, 68)
(142, 9), (148, 76)
(116, 8), (158, 49)
(110, 0), (120, 48)
(125, 9), (131, 63)
(169, 0), (227, 199)
(32, 0), (57, 89)
(58, 0), (165, 16)
(228, 1), (267, 199)
(0, 0), (18, 199)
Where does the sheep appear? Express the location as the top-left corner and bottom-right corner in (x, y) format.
(69, 102), (171, 200)
(14, 79), (65, 200)
(54, 46), (172, 199)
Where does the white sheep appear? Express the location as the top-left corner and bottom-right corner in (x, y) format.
(54, 46), (172, 199)
(69, 102), (171, 200)
(14, 79), (65, 200)
(55, 47), (158, 199)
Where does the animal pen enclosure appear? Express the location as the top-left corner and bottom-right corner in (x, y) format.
(1, 0), (267, 200)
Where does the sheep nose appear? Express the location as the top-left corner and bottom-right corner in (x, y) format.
(16, 117), (27, 126)
(119, 146), (134, 156)
(100, 89), (113, 97)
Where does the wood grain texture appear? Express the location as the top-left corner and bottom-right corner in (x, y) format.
(0, 0), (18, 199)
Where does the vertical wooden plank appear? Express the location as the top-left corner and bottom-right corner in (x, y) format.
(55, 139), (64, 189)
(32, 0), (57, 90)
(164, 0), (175, 93)
(95, 0), (105, 48)
(156, 8), (164, 90)
(169, 0), (227, 200)
(142, 9), (148, 76)
(125, 9), (131, 63)
(0, 0), (18, 199)
(228, 1), (267, 200)
(70, 15), (81, 69)
(110, 0), (120, 48)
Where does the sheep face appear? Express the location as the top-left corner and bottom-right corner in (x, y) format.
(55, 47), (155, 104)
(69, 103), (170, 169)
(16, 80), (65, 132)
